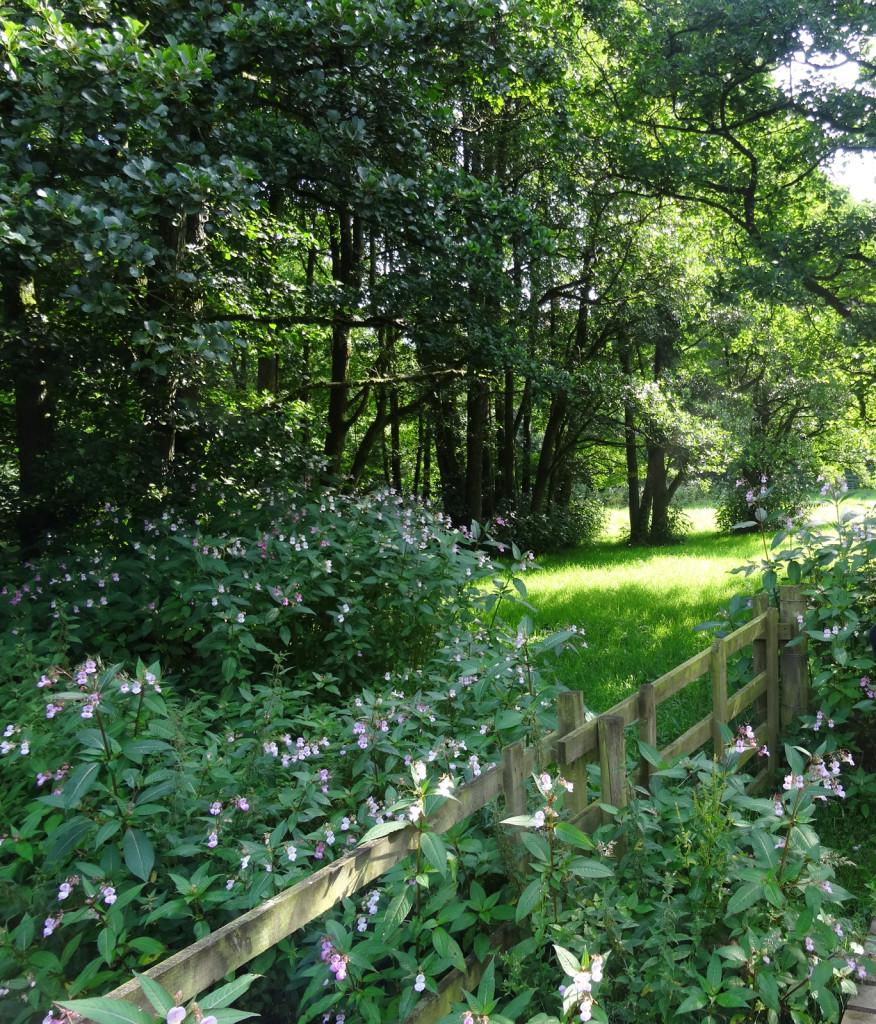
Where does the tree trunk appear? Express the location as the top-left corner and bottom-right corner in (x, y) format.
(390, 388), (402, 492)
(531, 392), (567, 514)
(6, 274), (53, 550)
(431, 388), (465, 523)
(625, 400), (647, 544)
(324, 207), (362, 471)
(257, 355), (279, 394)
(465, 376), (489, 523)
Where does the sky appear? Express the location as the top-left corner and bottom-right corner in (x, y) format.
(780, 39), (876, 202)
(828, 152), (876, 202)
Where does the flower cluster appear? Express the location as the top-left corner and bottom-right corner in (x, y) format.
(558, 949), (606, 1023)
(320, 939), (349, 985)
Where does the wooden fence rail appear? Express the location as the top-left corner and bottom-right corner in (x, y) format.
(93, 586), (807, 1023)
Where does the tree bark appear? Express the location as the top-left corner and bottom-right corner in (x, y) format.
(465, 376), (489, 523)
(6, 274), (53, 550)
(324, 207), (362, 471)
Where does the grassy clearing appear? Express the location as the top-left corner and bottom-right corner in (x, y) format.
(525, 508), (763, 706)
(523, 508), (766, 741)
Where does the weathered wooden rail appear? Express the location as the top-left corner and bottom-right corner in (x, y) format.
(91, 586), (808, 1023)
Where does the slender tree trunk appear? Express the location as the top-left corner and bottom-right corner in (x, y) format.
(390, 388), (402, 492)
(431, 388), (465, 523)
(324, 207), (362, 471)
(7, 274), (53, 549)
(531, 393), (567, 514)
(349, 391), (387, 484)
(257, 356), (279, 394)
(465, 376), (489, 523)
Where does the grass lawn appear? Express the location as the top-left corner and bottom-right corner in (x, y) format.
(524, 507), (765, 714)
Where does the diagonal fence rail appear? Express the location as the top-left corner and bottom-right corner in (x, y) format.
(90, 586), (806, 1023)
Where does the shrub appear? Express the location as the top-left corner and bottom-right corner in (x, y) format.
(1, 486), (521, 698)
(494, 493), (606, 555)
(715, 464), (815, 536)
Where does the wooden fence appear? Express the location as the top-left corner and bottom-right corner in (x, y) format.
(92, 586), (808, 1023)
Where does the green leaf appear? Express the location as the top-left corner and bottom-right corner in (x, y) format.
(198, 974), (261, 1010)
(494, 709), (524, 729)
(676, 991), (708, 1014)
(132, 972), (173, 1015)
(636, 740), (664, 767)
(98, 926), (117, 966)
(717, 945), (748, 963)
(500, 814), (537, 828)
(380, 891), (412, 940)
(758, 970), (780, 1011)
(519, 830), (550, 862)
(63, 762), (102, 811)
(552, 944), (581, 977)
(706, 953), (722, 991)
(359, 819), (410, 844)
(123, 828), (155, 881)
(45, 815), (93, 866)
(553, 821), (595, 851)
(727, 881), (764, 915)
(569, 857), (614, 879)
(515, 878), (542, 923)
(716, 989), (754, 1008)
(420, 831), (448, 878)
(56, 999), (156, 1024)
(815, 985), (838, 1020)
(477, 957), (496, 1005)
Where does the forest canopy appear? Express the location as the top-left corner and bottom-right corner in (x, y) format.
(3, 0), (876, 548)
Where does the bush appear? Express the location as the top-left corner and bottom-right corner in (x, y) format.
(714, 440), (818, 534)
(494, 493), (606, 554)
(1, 485), (518, 698)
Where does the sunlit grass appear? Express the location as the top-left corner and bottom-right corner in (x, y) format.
(522, 508), (765, 733)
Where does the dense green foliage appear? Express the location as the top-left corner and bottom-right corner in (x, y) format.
(3, 0), (876, 550)
(4, 0), (876, 1020)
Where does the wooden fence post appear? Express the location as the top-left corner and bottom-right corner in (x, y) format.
(779, 584), (809, 728)
(752, 593), (769, 728)
(637, 682), (657, 793)
(597, 714), (626, 827)
(502, 741), (527, 842)
(557, 691), (589, 821)
(766, 605), (780, 775)
(711, 638), (728, 752)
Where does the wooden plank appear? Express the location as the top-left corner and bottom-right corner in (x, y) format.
(503, 741), (527, 845)
(598, 715), (626, 822)
(751, 595), (769, 733)
(766, 606), (780, 776)
(521, 730), (559, 775)
(558, 692), (589, 819)
(429, 764), (503, 834)
(722, 611), (768, 656)
(652, 648), (711, 703)
(660, 716), (712, 763)
(779, 585), (809, 728)
(102, 825), (423, 1013)
(637, 682), (657, 792)
(556, 717), (599, 765)
(725, 672), (767, 720)
(711, 639), (728, 752)
(569, 802), (603, 836)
